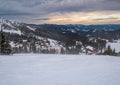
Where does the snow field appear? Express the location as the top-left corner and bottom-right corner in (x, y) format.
(0, 54), (120, 85)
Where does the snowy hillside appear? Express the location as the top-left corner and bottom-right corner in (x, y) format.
(0, 17), (64, 52)
(0, 17), (120, 55)
(0, 54), (120, 85)
(0, 17), (21, 35)
(106, 41), (120, 53)
(0, 17), (34, 35)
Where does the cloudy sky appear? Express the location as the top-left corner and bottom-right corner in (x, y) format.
(0, 0), (120, 24)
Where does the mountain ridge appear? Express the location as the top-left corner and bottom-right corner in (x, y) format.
(0, 17), (120, 40)
(0, 17), (120, 54)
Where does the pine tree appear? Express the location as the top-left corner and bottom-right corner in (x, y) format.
(0, 32), (2, 53)
(0, 30), (5, 54)
(3, 39), (12, 54)
(112, 49), (117, 56)
(0, 30), (12, 55)
(104, 45), (112, 55)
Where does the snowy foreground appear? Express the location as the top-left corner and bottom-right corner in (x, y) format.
(0, 54), (120, 85)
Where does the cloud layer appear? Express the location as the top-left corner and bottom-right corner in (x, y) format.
(0, 0), (120, 24)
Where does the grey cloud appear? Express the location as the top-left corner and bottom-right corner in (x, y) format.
(34, 18), (50, 21)
(104, 0), (120, 3)
(0, 12), (33, 16)
(0, 0), (119, 23)
(1, 0), (120, 14)
(0, 8), (34, 17)
(37, 0), (120, 14)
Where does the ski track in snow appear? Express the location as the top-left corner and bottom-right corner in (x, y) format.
(0, 54), (120, 85)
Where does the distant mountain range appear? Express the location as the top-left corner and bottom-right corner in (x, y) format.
(0, 17), (120, 44)
(31, 24), (120, 40)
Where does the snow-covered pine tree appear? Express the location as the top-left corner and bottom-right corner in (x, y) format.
(0, 30), (12, 55)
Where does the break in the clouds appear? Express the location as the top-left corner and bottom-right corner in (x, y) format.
(0, 0), (120, 24)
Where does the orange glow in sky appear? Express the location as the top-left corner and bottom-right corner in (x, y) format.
(35, 11), (120, 25)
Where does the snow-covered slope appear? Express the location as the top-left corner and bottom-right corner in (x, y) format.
(0, 17), (64, 50)
(0, 17), (21, 35)
(106, 41), (120, 53)
(0, 17), (35, 35)
(0, 54), (120, 85)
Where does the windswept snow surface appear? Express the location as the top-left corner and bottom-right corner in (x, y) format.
(0, 54), (120, 85)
